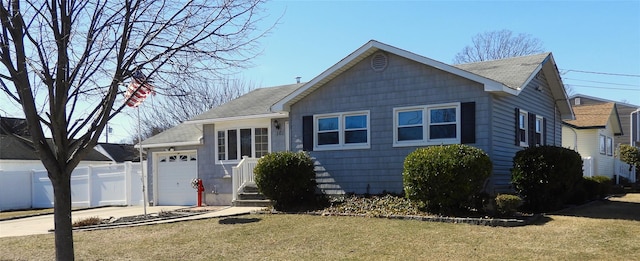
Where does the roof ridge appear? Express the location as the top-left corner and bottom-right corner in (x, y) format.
(455, 52), (551, 66)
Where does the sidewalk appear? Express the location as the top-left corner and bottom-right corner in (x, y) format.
(0, 206), (264, 238)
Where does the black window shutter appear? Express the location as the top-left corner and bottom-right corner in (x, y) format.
(302, 116), (313, 151)
(515, 108), (520, 146)
(528, 113), (536, 146)
(461, 102), (475, 144)
(543, 118), (547, 145)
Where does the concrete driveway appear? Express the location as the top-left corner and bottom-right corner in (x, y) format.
(0, 206), (263, 238)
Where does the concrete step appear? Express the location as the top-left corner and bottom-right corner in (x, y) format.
(242, 186), (260, 193)
(238, 192), (266, 201)
(233, 199), (272, 207)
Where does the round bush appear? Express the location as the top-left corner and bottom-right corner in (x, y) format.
(402, 144), (492, 213)
(511, 146), (583, 212)
(253, 151), (316, 210)
(495, 194), (523, 216)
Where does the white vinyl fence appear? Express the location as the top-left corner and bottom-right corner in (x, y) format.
(582, 157), (594, 177)
(615, 159), (637, 184)
(0, 162), (145, 211)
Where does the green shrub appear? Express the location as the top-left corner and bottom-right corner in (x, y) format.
(511, 146), (583, 212)
(495, 194), (522, 216)
(403, 144), (492, 214)
(253, 151), (317, 210)
(584, 176), (612, 199)
(566, 182), (589, 205)
(618, 144), (640, 169)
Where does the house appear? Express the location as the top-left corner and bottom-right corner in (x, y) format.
(140, 40), (573, 206)
(569, 94), (639, 147)
(562, 102), (623, 177)
(95, 143), (141, 163)
(0, 117), (113, 171)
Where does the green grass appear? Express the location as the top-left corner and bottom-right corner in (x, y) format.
(2, 195), (640, 260)
(0, 208), (53, 220)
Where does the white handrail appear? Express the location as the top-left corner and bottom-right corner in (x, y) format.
(232, 156), (260, 201)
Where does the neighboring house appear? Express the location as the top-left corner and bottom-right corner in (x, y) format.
(569, 94), (640, 147)
(140, 40), (573, 206)
(562, 103), (623, 177)
(95, 143), (141, 163)
(0, 117), (114, 171)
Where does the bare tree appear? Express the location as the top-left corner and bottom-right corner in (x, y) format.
(0, 0), (269, 260)
(453, 29), (544, 64)
(137, 77), (257, 140)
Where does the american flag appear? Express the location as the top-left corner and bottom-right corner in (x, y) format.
(124, 70), (155, 107)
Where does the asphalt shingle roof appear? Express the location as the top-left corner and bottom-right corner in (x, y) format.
(141, 83), (302, 146)
(0, 135), (112, 161)
(139, 123), (203, 146)
(563, 102), (616, 128)
(190, 83), (303, 121)
(98, 143), (139, 162)
(454, 52), (550, 90)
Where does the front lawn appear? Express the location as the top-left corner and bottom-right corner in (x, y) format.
(0, 208), (53, 220)
(1, 194), (639, 260)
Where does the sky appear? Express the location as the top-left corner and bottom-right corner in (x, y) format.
(1, 0), (639, 143)
(246, 0), (640, 101)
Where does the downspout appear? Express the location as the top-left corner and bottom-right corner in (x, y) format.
(632, 109), (640, 146)
(568, 126), (578, 151)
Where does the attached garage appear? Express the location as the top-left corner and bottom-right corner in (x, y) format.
(154, 151), (198, 206)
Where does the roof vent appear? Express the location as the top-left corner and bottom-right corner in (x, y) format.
(371, 52), (388, 72)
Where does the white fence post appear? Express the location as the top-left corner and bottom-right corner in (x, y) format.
(127, 162), (131, 205)
(30, 169), (35, 209)
(88, 165), (93, 207)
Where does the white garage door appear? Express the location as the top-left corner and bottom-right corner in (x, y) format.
(156, 151), (197, 206)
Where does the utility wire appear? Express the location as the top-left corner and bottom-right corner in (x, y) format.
(564, 78), (640, 87)
(561, 69), (640, 77)
(567, 84), (640, 91)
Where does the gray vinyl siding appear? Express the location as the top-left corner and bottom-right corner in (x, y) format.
(490, 71), (563, 192)
(289, 52), (492, 195)
(200, 124), (233, 205)
(271, 118), (288, 152)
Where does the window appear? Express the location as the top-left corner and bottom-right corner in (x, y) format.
(599, 135), (606, 155)
(429, 107), (457, 140)
(345, 115), (368, 144)
(397, 110), (423, 141)
(255, 128), (269, 158)
(394, 103), (460, 146)
(535, 116), (544, 146)
(314, 111), (369, 150)
(317, 117), (339, 145)
(519, 110), (528, 147)
(515, 108), (544, 147)
(606, 136), (613, 156)
(217, 127), (269, 161)
(217, 131), (226, 161)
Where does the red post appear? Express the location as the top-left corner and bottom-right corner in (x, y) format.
(197, 179), (204, 207)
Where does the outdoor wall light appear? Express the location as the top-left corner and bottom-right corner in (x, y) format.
(274, 120), (281, 130)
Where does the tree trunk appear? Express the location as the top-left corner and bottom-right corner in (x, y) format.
(51, 171), (75, 261)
